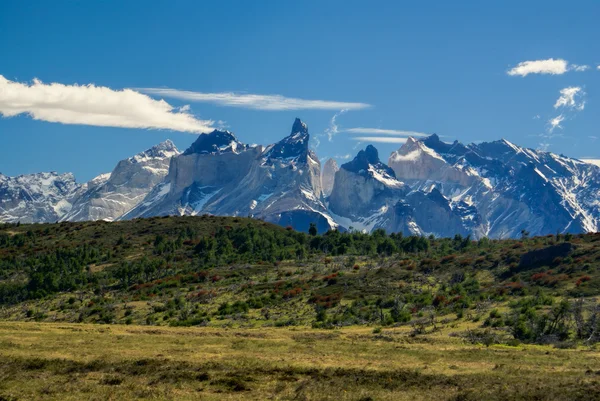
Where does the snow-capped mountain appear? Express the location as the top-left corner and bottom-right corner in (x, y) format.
(0, 172), (79, 223)
(123, 119), (335, 233)
(388, 134), (600, 238)
(4, 120), (600, 239)
(243, 118), (333, 233)
(61, 140), (180, 222)
(327, 145), (471, 237)
(328, 145), (407, 232)
(121, 129), (263, 219)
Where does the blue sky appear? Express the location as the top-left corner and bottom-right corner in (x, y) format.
(1, 0), (599, 181)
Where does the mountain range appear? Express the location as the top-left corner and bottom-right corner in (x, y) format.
(3, 118), (600, 239)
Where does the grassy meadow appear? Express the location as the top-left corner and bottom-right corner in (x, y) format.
(0, 321), (599, 400)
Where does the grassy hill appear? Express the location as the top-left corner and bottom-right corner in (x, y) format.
(1, 216), (600, 345)
(2, 216), (600, 399)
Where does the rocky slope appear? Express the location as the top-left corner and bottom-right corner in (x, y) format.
(321, 158), (339, 197)
(0, 172), (79, 223)
(61, 140), (180, 222)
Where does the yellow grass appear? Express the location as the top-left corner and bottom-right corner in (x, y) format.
(0, 322), (599, 400)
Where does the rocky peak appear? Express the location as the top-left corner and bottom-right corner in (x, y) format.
(363, 145), (380, 165)
(291, 118), (308, 136)
(134, 140), (180, 162)
(263, 118), (310, 163)
(422, 135), (469, 157)
(149, 139), (178, 155)
(323, 158), (339, 172)
(398, 136), (428, 153)
(183, 130), (247, 156)
(321, 158), (339, 197)
(87, 173), (111, 189)
(343, 145), (396, 178)
(426, 133), (441, 143)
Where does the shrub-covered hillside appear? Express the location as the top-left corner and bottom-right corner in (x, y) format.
(1, 216), (600, 345)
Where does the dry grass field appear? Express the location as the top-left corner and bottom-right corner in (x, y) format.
(0, 321), (599, 400)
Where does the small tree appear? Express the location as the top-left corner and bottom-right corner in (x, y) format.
(295, 245), (307, 260)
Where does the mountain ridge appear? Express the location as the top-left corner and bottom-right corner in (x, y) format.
(3, 121), (600, 239)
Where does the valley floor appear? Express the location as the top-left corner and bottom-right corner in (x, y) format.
(0, 322), (599, 400)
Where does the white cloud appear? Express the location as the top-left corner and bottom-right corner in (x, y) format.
(136, 87), (371, 111)
(0, 75), (215, 133)
(548, 115), (564, 132)
(352, 136), (409, 144)
(507, 59), (591, 77)
(507, 58), (569, 77)
(343, 128), (429, 136)
(554, 86), (585, 110)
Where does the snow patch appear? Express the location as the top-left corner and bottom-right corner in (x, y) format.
(368, 166), (403, 188)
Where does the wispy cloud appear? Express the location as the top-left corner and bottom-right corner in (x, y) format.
(352, 136), (409, 144)
(507, 58), (590, 77)
(342, 127), (429, 144)
(343, 128), (429, 137)
(312, 135), (321, 149)
(538, 143), (551, 152)
(325, 109), (348, 142)
(539, 86), (586, 148)
(571, 64), (590, 72)
(548, 115), (565, 132)
(328, 154), (352, 160)
(554, 86), (585, 110)
(529, 131), (565, 140)
(0, 75), (214, 133)
(136, 87), (371, 111)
